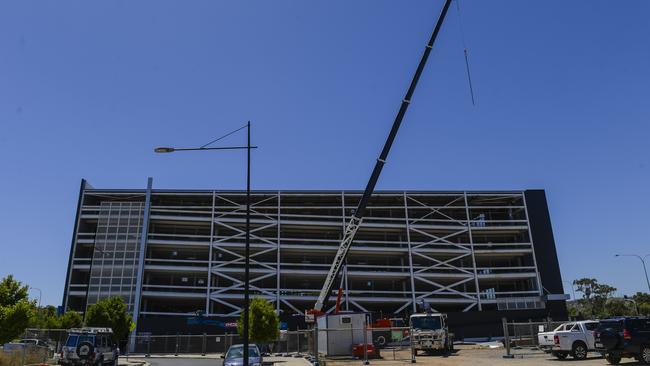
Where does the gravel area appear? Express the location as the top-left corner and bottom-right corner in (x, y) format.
(323, 345), (643, 366)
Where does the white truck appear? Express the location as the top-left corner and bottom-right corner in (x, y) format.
(537, 321), (600, 360)
(409, 313), (453, 355)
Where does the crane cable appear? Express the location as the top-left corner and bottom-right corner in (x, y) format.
(455, 0), (476, 106)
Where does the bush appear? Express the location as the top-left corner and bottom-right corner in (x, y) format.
(237, 298), (280, 344)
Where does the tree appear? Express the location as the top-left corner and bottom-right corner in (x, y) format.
(0, 275), (29, 307)
(573, 278), (616, 318)
(85, 297), (135, 342)
(60, 311), (83, 329)
(0, 275), (33, 344)
(633, 292), (650, 316)
(29, 305), (84, 329)
(604, 298), (637, 317)
(237, 298), (280, 344)
(29, 305), (60, 329)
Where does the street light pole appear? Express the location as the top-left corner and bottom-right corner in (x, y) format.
(615, 254), (650, 293)
(155, 123), (256, 365)
(243, 121), (251, 366)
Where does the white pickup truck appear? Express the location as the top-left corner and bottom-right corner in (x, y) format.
(538, 321), (600, 360)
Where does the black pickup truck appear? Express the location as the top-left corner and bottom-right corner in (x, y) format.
(594, 317), (650, 364)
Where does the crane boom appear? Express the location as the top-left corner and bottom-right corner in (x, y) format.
(314, 0), (454, 313)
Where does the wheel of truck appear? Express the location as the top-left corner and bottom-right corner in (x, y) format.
(640, 345), (650, 364)
(553, 351), (568, 360)
(572, 341), (588, 360)
(375, 336), (386, 347)
(605, 353), (621, 365)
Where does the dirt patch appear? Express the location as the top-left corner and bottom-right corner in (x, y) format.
(322, 345), (640, 366)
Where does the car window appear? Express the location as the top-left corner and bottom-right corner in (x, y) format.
(598, 320), (623, 332)
(632, 319), (650, 331)
(571, 324), (581, 332)
(65, 335), (79, 347)
(629, 319), (649, 331)
(554, 323), (570, 331)
(250, 346), (260, 357)
(584, 322), (598, 331)
(78, 335), (95, 345)
(226, 346), (260, 358)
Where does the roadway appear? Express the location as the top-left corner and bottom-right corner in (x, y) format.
(133, 358), (221, 366)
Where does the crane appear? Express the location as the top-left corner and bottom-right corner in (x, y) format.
(312, 0), (454, 314)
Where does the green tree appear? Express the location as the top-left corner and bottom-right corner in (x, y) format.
(639, 303), (650, 316)
(60, 311), (83, 329)
(29, 305), (84, 329)
(29, 305), (59, 329)
(0, 275), (29, 307)
(632, 292), (650, 316)
(573, 278), (616, 317)
(604, 298), (637, 317)
(237, 298), (280, 343)
(0, 275), (33, 344)
(85, 297), (135, 342)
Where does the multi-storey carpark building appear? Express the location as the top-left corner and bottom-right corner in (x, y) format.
(63, 179), (567, 338)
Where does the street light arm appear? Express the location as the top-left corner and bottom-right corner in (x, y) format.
(616, 253), (650, 292)
(155, 146), (257, 153)
(616, 254), (643, 262)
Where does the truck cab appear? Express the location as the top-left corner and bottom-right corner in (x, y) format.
(409, 313), (452, 355)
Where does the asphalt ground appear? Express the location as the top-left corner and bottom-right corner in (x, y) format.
(141, 357), (222, 366)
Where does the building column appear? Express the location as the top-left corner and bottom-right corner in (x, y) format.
(403, 192), (417, 313)
(206, 191), (216, 314)
(130, 177), (153, 352)
(463, 192), (482, 311)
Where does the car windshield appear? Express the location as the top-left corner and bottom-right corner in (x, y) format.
(411, 316), (442, 330)
(226, 346), (260, 359)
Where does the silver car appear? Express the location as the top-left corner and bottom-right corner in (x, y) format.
(223, 344), (263, 366)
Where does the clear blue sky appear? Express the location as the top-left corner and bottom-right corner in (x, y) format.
(1, 0), (649, 306)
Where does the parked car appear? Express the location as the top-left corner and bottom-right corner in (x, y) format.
(538, 321), (600, 360)
(2, 338), (52, 353)
(59, 327), (118, 366)
(594, 317), (650, 364)
(222, 344), (263, 366)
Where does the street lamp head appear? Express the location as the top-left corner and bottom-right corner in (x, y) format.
(154, 147), (175, 153)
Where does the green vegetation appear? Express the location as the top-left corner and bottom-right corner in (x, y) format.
(29, 305), (83, 329)
(237, 298), (280, 343)
(2, 275), (133, 347)
(85, 296), (135, 342)
(0, 275), (33, 344)
(568, 278), (650, 318)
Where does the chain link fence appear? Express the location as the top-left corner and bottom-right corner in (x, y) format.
(127, 326), (419, 363)
(129, 330), (314, 357)
(501, 318), (566, 358)
(0, 328), (66, 366)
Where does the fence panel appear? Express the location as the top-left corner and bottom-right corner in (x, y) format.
(502, 318), (567, 358)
